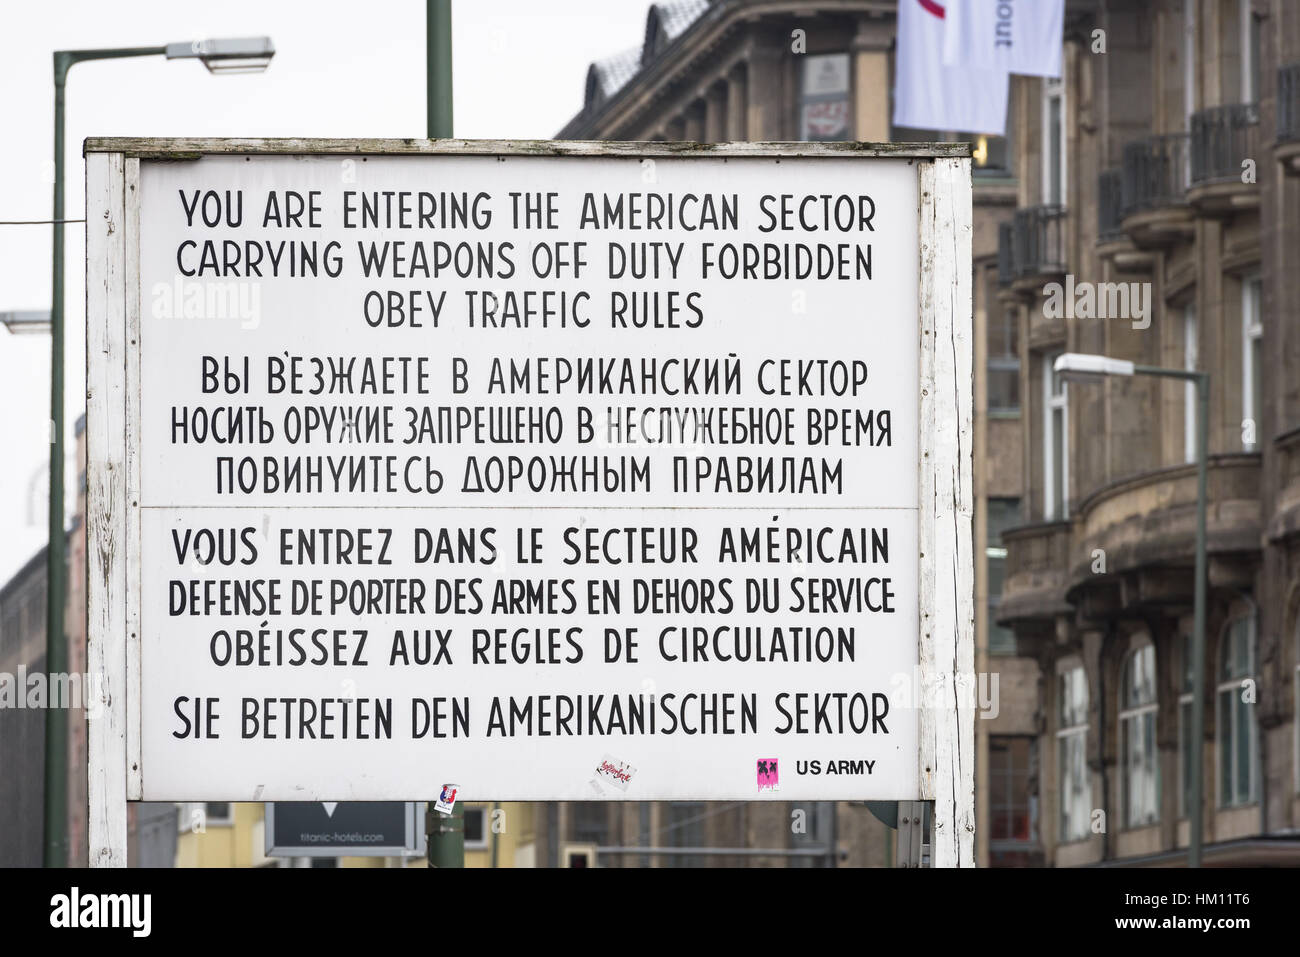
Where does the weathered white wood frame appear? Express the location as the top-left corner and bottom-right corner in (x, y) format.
(85, 139), (973, 868)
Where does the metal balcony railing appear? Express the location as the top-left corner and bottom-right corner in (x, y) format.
(1121, 133), (1190, 215)
(1012, 205), (1066, 279)
(1098, 169), (1123, 242)
(997, 221), (1015, 286)
(1190, 103), (1259, 186)
(1280, 63), (1300, 143)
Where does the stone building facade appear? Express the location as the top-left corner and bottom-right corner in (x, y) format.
(997, 0), (1300, 866)
(555, 0), (1032, 867)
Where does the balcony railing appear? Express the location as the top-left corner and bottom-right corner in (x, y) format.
(1190, 103), (1259, 187)
(1098, 169), (1123, 242)
(1121, 133), (1190, 214)
(997, 221), (1015, 286)
(1280, 63), (1300, 143)
(1011, 205), (1066, 279)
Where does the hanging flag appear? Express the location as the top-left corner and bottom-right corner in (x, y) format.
(943, 0), (1065, 77)
(894, 0), (1010, 135)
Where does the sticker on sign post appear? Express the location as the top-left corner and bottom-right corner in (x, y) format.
(434, 784), (459, 816)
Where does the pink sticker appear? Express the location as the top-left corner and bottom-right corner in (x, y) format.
(756, 759), (779, 791)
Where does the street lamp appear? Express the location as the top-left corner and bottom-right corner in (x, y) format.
(165, 37), (276, 74)
(45, 36), (274, 869)
(1, 310), (52, 334)
(1054, 353), (1210, 868)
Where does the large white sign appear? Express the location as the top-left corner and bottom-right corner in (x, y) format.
(87, 143), (971, 826)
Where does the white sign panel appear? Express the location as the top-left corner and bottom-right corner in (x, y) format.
(88, 143), (971, 816)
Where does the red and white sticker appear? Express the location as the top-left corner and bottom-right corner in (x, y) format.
(591, 755), (637, 794)
(434, 783), (460, 816)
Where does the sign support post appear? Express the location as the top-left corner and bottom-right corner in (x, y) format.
(916, 157), (976, 867)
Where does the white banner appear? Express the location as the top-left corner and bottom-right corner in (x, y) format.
(943, 0), (1064, 78)
(894, 0), (1009, 135)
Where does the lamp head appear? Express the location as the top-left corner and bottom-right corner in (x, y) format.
(165, 37), (275, 74)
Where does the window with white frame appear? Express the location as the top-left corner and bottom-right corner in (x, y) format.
(1042, 77), (1066, 206)
(989, 299), (1021, 415)
(1241, 276), (1262, 451)
(1289, 616), (1300, 795)
(1184, 303), (1198, 464)
(799, 53), (850, 142)
(1217, 614), (1259, 807)
(463, 805), (488, 850)
(1044, 352), (1069, 520)
(1120, 643), (1159, 828)
(1178, 632), (1195, 818)
(1058, 665), (1091, 841)
(1240, 0), (1260, 104)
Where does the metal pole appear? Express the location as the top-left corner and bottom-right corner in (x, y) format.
(423, 0), (461, 867)
(48, 44), (170, 870)
(44, 51), (71, 869)
(490, 801), (500, 868)
(426, 0), (453, 138)
(1188, 372), (1209, 867)
(427, 803), (464, 867)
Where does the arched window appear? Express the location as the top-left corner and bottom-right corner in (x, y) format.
(1295, 614), (1300, 795)
(1120, 643), (1159, 827)
(1057, 665), (1091, 841)
(1216, 614), (1258, 807)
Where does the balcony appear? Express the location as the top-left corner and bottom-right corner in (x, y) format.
(1266, 426), (1300, 543)
(1008, 204), (1066, 294)
(1119, 133), (1194, 247)
(996, 520), (1072, 633)
(1096, 168), (1151, 270)
(1066, 454), (1262, 611)
(1188, 103), (1260, 214)
(1278, 63), (1300, 175)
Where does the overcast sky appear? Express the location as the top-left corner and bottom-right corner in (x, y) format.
(0, 0), (650, 582)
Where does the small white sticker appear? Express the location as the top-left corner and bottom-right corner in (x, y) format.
(435, 783), (459, 815)
(592, 754), (637, 792)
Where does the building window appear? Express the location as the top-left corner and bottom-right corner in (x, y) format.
(464, 806), (488, 850)
(1041, 76), (1066, 205)
(1120, 643), (1159, 828)
(1241, 276), (1262, 451)
(987, 497), (1020, 655)
(989, 304), (1020, 415)
(665, 801), (707, 868)
(799, 53), (850, 141)
(1240, 0), (1260, 103)
(1178, 632), (1195, 817)
(892, 127), (1012, 176)
(1043, 352), (1069, 520)
(1057, 665), (1091, 842)
(571, 802), (607, 846)
(970, 130), (1012, 177)
(1294, 615), (1300, 795)
(989, 736), (1037, 866)
(1184, 303), (1198, 463)
(1217, 614), (1259, 807)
